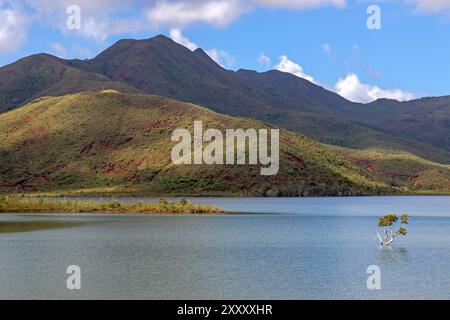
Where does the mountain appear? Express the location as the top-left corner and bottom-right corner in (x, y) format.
(0, 53), (137, 113)
(0, 91), (377, 196)
(1, 35), (450, 165)
(0, 90), (448, 196)
(1, 91), (448, 196)
(353, 97), (450, 154)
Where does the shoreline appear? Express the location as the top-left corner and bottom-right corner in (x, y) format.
(4, 192), (450, 198)
(0, 197), (223, 215)
(3, 186), (450, 199)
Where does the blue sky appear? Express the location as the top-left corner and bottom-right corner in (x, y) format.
(1, 0), (450, 103)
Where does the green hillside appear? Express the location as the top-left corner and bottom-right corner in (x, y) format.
(79, 35), (450, 164)
(0, 91), (448, 196)
(332, 147), (450, 194)
(0, 54), (136, 113)
(2, 35), (450, 165)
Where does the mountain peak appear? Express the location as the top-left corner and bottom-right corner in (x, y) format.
(193, 48), (219, 65)
(97, 34), (179, 56)
(194, 47), (206, 54)
(114, 34), (173, 44)
(139, 34), (182, 48)
(3, 35), (450, 168)
(18, 53), (61, 64)
(150, 34), (173, 42)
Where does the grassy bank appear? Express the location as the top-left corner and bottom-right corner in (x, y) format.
(0, 197), (223, 214)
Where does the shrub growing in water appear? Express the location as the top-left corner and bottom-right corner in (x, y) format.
(375, 213), (410, 246)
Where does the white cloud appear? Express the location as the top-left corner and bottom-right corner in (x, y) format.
(257, 53), (271, 67)
(25, 0), (133, 15)
(51, 43), (67, 58)
(407, 0), (450, 13)
(253, 0), (346, 9)
(147, 0), (347, 30)
(169, 28), (235, 67)
(24, 0), (142, 41)
(170, 28), (199, 51)
(335, 73), (415, 103)
(274, 55), (316, 83)
(0, 6), (27, 54)
(206, 48), (235, 67)
(81, 16), (109, 41)
(0, 0), (351, 50)
(147, 0), (248, 28)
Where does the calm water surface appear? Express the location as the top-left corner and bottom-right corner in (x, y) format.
(0, 196), (449, 299)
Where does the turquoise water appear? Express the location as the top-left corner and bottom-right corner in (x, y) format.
(0, 196), (449, 299)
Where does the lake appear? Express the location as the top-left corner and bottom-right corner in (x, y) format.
(0, 196), (449, 299)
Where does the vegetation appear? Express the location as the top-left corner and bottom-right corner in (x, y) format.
(0, 91), (449, 197)
(332, 147), (450, 194)
(375, 213), (410, 246)
(0, 54), (136, 113)
(0, 196), (222, 214)
(2, 35), (450, 165)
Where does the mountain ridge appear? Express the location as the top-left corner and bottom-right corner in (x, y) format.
(1, 91), (448, 196)
(2, 34), (450, 165)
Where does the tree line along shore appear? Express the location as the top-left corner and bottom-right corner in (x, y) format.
(0, 197), (223, 214)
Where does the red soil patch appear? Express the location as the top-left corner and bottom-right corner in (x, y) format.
(0, 162), (67, 191)
(286, 152), (305, 166)
(412, 175), (420, 188)
(10, 114), (35, 130)
(104, 159), (141, 178)
(80, 137), (134, 159)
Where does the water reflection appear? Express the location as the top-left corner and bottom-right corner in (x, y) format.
(0, 198), (449, 299)
(379, 246), (409, 264)
(0, 220), (83, 234)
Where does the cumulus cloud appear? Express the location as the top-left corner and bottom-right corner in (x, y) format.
(81, 16), (110, 41)
(335, 73), (415, 103)
(147, 0), (248, 28)
(257, 53), (271, 68)
(0, 0), (352, 50)
(170, 28), (199, 50)
(274, 55), (316, 83)
(25, 0), (133, 15)
(22, 0), (143, 41)
(0, 5), (28, 54)
(169, 28), (235, 67)
(206, 48), (235, 67)
(147, 0), (347, 29)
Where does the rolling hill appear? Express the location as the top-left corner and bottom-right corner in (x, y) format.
(0, 91), (448, 196)
(1, 35), (450, 165)
(354, 97), (450, 154)
(0, 53), (137, 113)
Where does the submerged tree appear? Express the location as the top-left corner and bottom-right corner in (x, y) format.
(375, 214), (410, 246)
